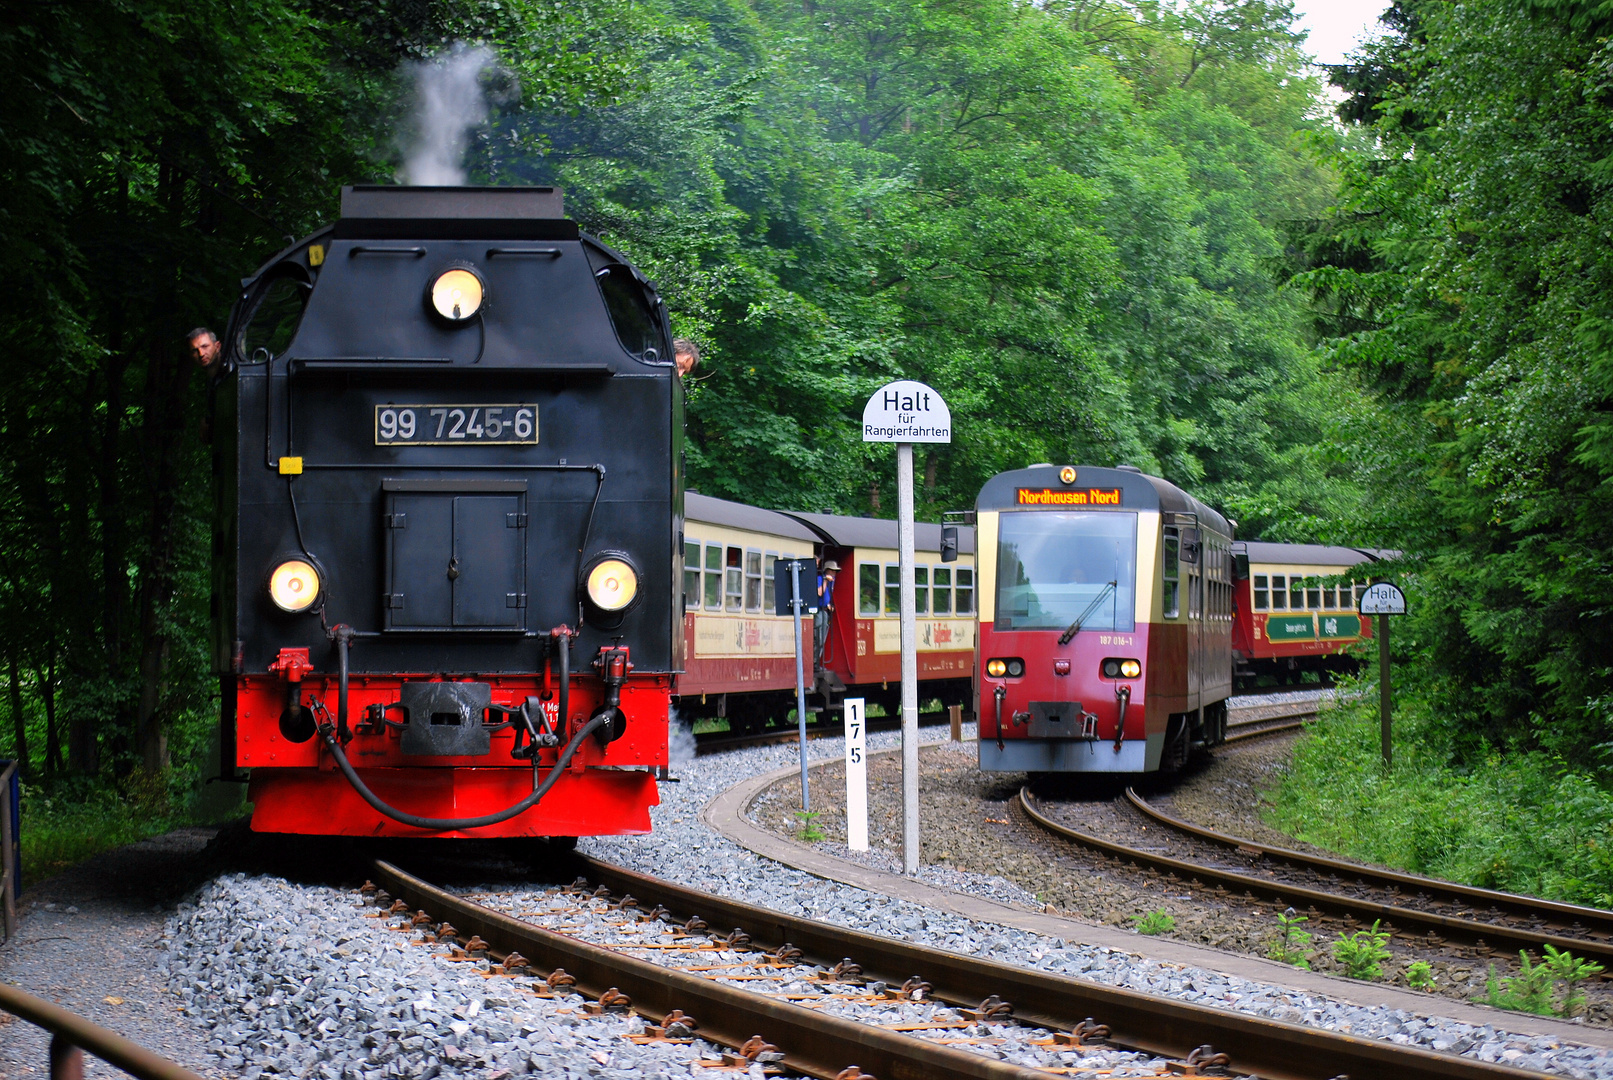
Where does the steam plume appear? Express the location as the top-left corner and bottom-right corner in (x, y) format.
(400, 44), (497, 185)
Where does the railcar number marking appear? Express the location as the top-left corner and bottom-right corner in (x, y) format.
(374, 404), (538, 445)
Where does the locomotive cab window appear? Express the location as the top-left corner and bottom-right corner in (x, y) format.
(241, 273), (311, 360)
(595, 264), (669, 361)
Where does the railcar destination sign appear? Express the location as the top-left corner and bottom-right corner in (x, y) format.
(1016, 487), (1122, 506)
(862, 380), (952, 443)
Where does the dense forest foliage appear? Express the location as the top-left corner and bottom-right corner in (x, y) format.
(1, 0), (1348, 794)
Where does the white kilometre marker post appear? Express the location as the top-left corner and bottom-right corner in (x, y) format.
(862, 380), (951, 875)
(844, 697), (868, 851)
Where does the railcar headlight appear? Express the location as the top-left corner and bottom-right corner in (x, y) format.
(1102, 658), (1142, 678)
(269, 559), (321, 612)
(985, 658), (1024, 678)
(986, 659), (1007, 677)
(428, 267), (485, 322)
(586, 558), (639, 612)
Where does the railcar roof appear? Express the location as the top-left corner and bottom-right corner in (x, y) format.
(685, 492), (820, 542)
(1236, 541), (1398, 566)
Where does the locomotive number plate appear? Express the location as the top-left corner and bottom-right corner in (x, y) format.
(374, 404), (538, 445)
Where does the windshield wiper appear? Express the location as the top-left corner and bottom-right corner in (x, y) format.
(1058, 581), (1117, 645)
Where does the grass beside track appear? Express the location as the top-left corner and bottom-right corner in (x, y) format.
(1267, 679), (1613, 910)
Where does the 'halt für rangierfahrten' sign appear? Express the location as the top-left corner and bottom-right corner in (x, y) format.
(862, 381), (952, 444)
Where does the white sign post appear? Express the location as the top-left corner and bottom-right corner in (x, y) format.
(844, 697), (868, 852)
(1358, 581), (1407, 770)
(862, 380), (951, 875)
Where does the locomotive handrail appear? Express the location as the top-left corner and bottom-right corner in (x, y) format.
(0, 983), (206, 1080)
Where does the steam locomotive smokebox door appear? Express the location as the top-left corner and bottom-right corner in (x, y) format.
(399, 682), (493, 756)
(382, 480), (528, 630)
(1028, 701), (1079, 738)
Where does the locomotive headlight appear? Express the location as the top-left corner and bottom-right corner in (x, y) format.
(268, 559), (321, 612)
(586, 558), (639, 612)
(428, 267), (485, 322)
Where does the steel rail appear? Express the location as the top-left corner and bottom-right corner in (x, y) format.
(1123, 787), (1613, 941)
(0, 983), (207, 1080)
(372, 860), (1049, 1080)
(563, 857), (1543, 1080)
(1222, 717), (1310, 744)
(1019, 788), (1613, 972)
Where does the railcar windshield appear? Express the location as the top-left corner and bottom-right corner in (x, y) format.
(996, 511), (1137, 632)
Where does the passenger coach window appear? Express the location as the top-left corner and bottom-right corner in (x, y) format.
(1162, 529), (1181, 619)
(915, 567), (929, 616)
(1253, 574), (1269, 610)
(885, 564), (900, 616)
(859, 563), (880, 616)
(1306, 578), (1321, 610)
(956, 568), (975, 615)
(1269, 574), (1286, 609)
(1290, 578), (1304, 610)
(745, 550), (763, 612)
(725, 547), (744, 611)
(764, 553), (778, 611)
(704, 544), (722, 609)
(595, 265), (670, 361)
(933, 567), (952, 615)
(997, 511), (1138, 632)
(684, 541), (701, 609)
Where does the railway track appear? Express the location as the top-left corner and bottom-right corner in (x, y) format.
(1222, 704), (1318, 744)
(1019, 786), (1613, 975)
(370, 858), (1545, 1080)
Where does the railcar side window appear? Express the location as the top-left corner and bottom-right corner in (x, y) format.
(859, 563), (880, 615)
(684, 540), (701, 610)
(933, 567), (952, 615)
(1253, 574), (1269, 610)
(725, 547), (744, 612)
(764, 553), (778, 612)
(745, 549), (763, 612)
(595, 265), (669, 361)
(956, 568), (974, 615)
(1269, 574), (1286, 609)
(1162, 528), (1181, 619)
(885, 564), (900, 616)
(706, 544), (725, 609)
(914, 566), (929, 616)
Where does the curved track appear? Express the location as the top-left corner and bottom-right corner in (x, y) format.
(1019, 787), (1613, 973)
(370, 858), (1544, 1080)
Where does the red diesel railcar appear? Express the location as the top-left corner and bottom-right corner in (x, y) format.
(974, 465), (1232, 774)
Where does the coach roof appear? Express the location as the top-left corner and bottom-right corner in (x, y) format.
(685, 493), (819, 542)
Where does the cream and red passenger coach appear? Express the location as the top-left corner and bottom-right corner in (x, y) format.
(1230, 541), (1388, 685)
(974, 465), (1232, 774)
(678, 494), (974, 728)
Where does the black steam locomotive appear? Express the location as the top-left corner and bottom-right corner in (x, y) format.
(215, 186), (679, 837)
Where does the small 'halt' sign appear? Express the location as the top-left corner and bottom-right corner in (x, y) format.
(1358, 582), (1407, 616)
(863, 380), (951, 443)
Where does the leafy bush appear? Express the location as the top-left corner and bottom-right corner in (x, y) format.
(1332, 920), (1391, 980)
(1134, 910), (1175, 935)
